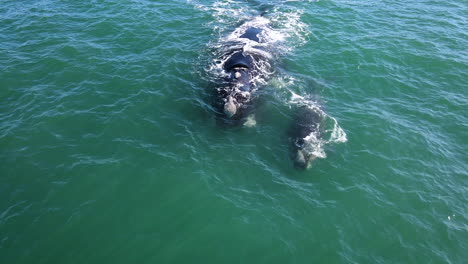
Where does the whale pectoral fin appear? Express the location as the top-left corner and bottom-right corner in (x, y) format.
(243, 114), (256, 127)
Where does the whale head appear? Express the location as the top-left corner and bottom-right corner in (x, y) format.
(293, 138), (318, 169)
(223, 95), (238, 118)
(294, 148), (317, 169)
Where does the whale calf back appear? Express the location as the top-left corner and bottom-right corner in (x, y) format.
(290, 106), (322, 169)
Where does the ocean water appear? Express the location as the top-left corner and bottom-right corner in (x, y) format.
(1, 0), (467, 263)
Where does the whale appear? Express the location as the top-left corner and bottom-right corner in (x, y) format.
(290, 106), (322, 169)
(219, 50), (255, 119)
(213, 25), (270, 124)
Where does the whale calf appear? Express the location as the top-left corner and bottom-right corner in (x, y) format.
(290, 106), (323, 169)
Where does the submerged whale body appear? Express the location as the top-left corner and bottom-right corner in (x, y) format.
(290, 106), (322, 169)
(213, 24), (269, 124)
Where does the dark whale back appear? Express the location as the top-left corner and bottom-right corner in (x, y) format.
(293, 107), (321, 138)
(239, 27), (262, 42)
(290, 106), (322, 150)
(223, 52), (253, 71)
(212, 25), (268, 123)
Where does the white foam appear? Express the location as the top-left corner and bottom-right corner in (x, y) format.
(190, 0), (310, 50)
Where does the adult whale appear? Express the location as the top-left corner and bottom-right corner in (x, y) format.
(212, 24), (271, 124)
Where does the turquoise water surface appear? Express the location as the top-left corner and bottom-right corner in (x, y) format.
(1, 0), (467, 263)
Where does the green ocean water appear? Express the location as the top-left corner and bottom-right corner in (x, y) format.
(1, 0), (467, 263)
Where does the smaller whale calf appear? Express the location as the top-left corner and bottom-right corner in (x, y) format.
(290, 106), (322, 169)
